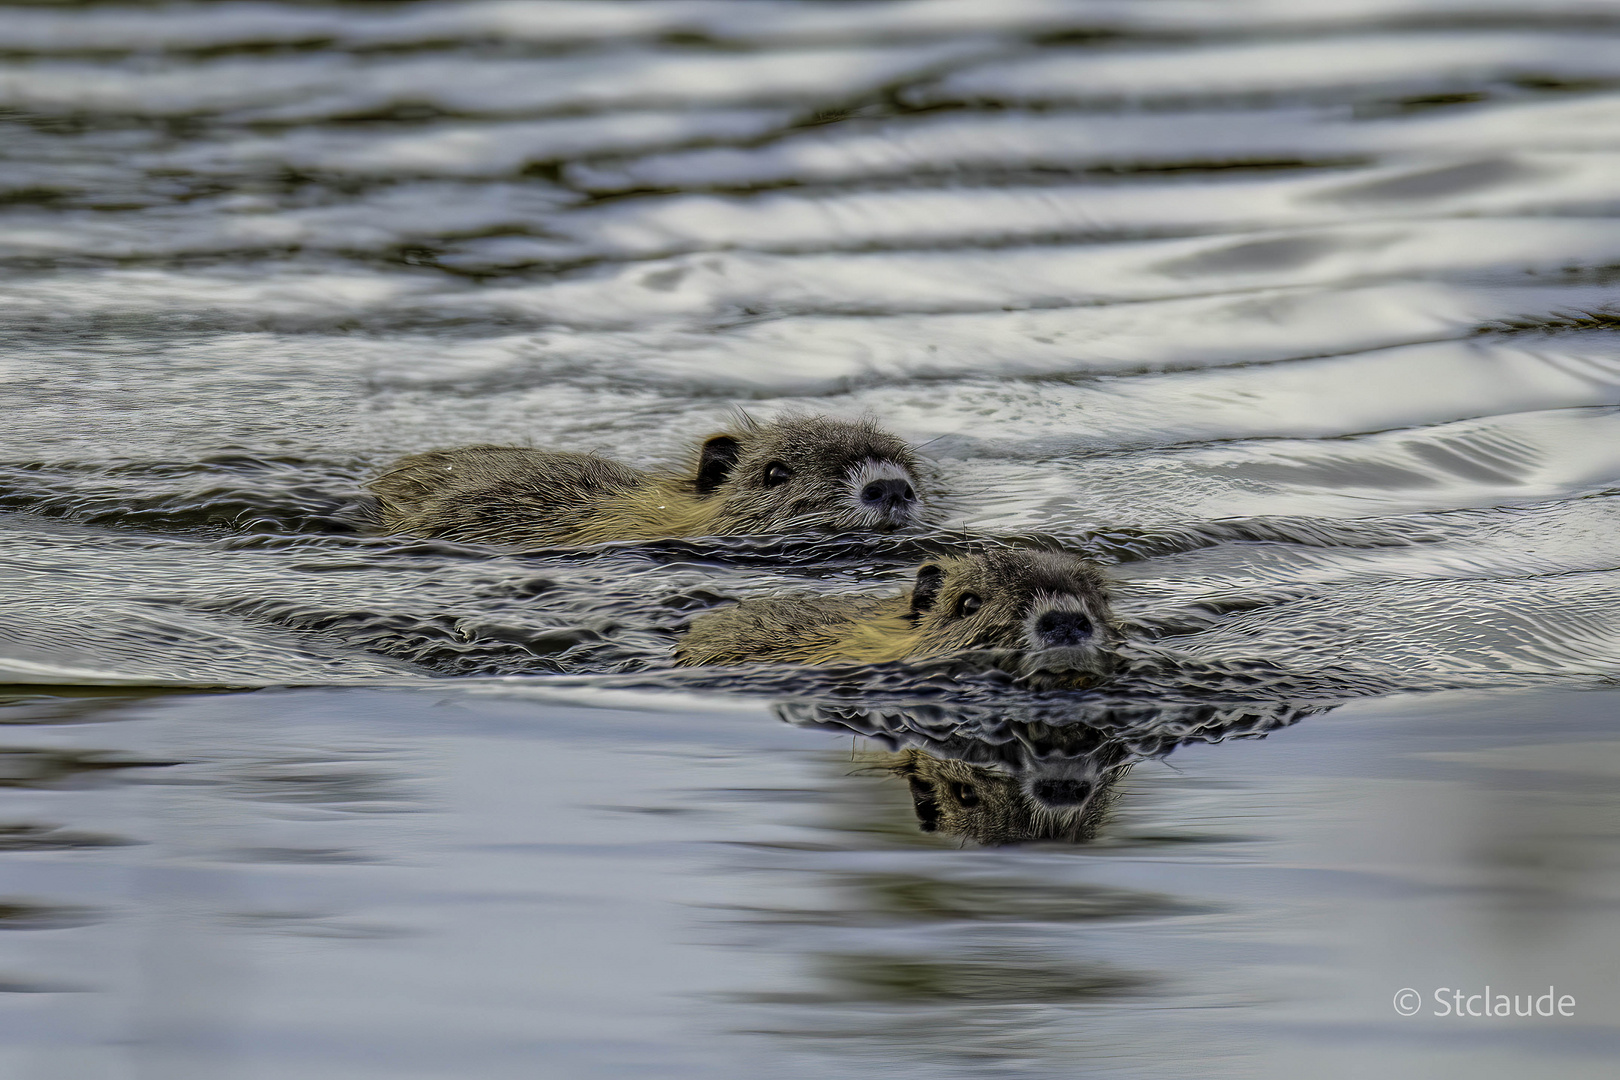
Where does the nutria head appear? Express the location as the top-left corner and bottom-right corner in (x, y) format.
(691, 414), (923, 534)
(886, 746), (1124, 844)
(905, 548), (1115, 663)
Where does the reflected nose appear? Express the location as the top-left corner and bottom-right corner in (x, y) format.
(907, 779), (941, 832)
(1030, 778), (1093, 806)
(860, 477), (916, 513)
(1032, 609), (1093, 647)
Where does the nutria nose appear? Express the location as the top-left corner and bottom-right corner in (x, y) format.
(1030, 778), (1093, 806)
(861, 477), (916, 508)
(1032, 609), (1093, 647)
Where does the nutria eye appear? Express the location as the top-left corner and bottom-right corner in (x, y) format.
(954, 593), (982, 619)
(763, 461), (793, 487)
(948, 781), (980, 808)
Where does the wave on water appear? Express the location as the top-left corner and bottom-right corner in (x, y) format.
(2, 0), (1619, 730)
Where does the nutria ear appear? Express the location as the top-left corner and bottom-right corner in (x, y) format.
(910, 564), (945, 615)
(695, 435), (742, 495)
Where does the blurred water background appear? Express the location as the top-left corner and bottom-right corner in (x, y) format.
(3, 1), (1620, 1077)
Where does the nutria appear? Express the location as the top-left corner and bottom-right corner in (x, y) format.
(368, 414), (924, 546)
(676, 548), (1115, 676)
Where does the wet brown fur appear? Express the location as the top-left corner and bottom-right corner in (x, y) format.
(369, 414), (923, 547)
(676, 548), (1115, 667)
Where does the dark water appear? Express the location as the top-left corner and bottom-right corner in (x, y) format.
(3, 1), (1620, 1077)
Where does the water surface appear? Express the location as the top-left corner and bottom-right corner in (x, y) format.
(3, 1), (1619, 1077)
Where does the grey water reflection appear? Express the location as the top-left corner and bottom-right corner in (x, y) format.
(0, 680), (1617, 1078)
(721, 689), (1620, 1078)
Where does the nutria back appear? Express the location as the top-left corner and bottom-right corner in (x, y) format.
(677, 592), (897, 666)
(371, 446), (647, 546)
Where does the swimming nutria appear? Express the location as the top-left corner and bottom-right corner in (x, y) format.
(368, 414), (924, 546)
(676, 548), (1115, 676)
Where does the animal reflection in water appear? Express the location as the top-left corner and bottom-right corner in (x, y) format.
(883, 737), (1126, 845)
(780, 699), (1318, 845)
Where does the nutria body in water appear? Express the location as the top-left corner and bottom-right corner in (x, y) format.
(369, 414), (923, 546)
(676, 548), (1115, 674)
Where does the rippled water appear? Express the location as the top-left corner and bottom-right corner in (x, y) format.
(4, 1), (1620, 1077)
